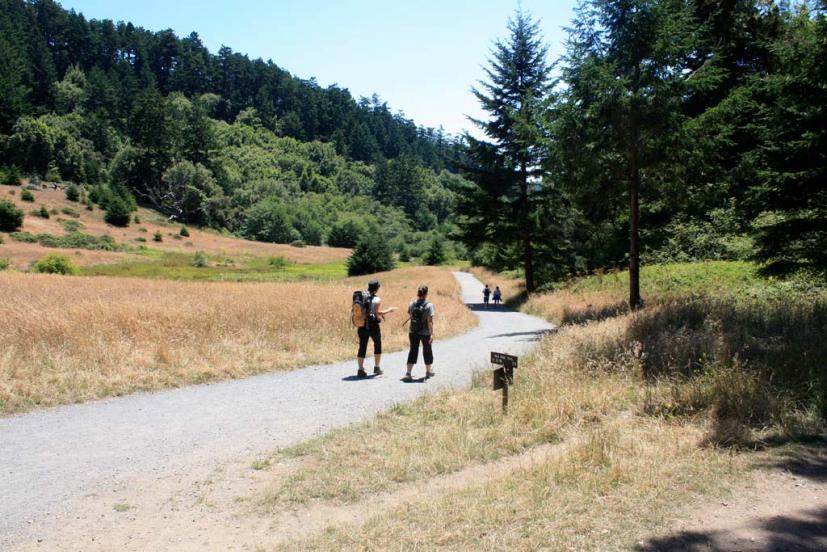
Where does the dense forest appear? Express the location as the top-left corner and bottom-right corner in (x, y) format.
(1, 0), (824, 290)
(456, 0), (826, 300)
(0, 0), (464, 261)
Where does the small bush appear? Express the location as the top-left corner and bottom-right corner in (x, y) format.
(8, 189), (15, 195)
(138, 227), (147, 233)
(85, 199), (94, 211)
(153, 231), (163, 242)
(135, 236), (146, 242)
(38, 205), (50, 219)
(65, 184), (80, 202)
(2, 166), (22, 185)
(0, 259), (9, 271)
(191, 251), (209, 268)
(21, 189), (34, 202)
(423, 236), (447, 266)
(134, 214), (141, 224)
(347, 234), (395, 276)
(104, 197), (131, 227)
(32, 254), (78, 275)
(0, 199), (24, 231)
(290, 239), (306, 248)
(179, 225), (190, 237)
(268, 256), (288, 269)
(62, 220), (83, 232)
(61, 207), (80, 218)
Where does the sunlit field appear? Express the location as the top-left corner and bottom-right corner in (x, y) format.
(0, 266), (475, 414)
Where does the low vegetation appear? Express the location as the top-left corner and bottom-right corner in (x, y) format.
(0, 266), (475, 414)
(256, 261), (824, 549)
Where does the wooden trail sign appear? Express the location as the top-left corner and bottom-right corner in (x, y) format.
(491, 352), (518, 413)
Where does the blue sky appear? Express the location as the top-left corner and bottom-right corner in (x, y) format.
(61, 0), (579, 137)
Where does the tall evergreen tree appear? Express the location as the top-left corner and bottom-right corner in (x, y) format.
(456, 9), (551, 293)
(559, 0), (699, 308)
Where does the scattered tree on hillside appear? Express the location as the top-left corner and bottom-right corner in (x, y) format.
(347, 233), (395, 276)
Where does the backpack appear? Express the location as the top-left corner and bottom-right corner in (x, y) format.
(409, 299), (430, 335)
(351, 290), (369, 328)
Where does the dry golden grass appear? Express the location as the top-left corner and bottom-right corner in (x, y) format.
(282, 416), (746, 551)
(0, 266), (475, 414)
(256, 291), (823, 549)
(524, 287), (628, 325)
(0, 184), (350, 268)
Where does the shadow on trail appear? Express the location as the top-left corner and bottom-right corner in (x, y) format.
(485, 329), (556, 342)
(466, 302), (512, 313)
(400, 376), (428, 384)
(341, 374), (379, 382)
(637, 506), (827, 551)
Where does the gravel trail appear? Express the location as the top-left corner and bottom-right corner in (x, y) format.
(0, 271), (553, 547)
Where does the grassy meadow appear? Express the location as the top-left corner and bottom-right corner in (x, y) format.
(0, 266), (475, 415)
(250, 260), (826, 550)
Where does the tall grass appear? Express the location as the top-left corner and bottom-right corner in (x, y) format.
(0, 267), (475, 414)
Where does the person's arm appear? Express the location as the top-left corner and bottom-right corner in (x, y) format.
(375, 300), (397, 318)
(427, 305), (434, 343)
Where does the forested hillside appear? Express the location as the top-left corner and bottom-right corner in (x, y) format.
(0, 0), (463, 261)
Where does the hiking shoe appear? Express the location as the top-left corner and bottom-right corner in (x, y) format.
(402, 373), (413, 382)
(373, 366), (383, 376)
(357, 368), (367, 377)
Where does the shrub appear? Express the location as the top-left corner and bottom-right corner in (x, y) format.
(61, 207), (79, 218)
(21, 189), (34, 202)
(65, 183), (80, 202)
(153, 231), (163, 242)
(134, 214), (141, 224)
(179, 225), (190, 237)
(38, 205), (50, 219)
(8, 189), (15, 195)
(0, 259), (8, 271)
(85, 199), (93, 211)
(290, 239), (306, 248)
(135, 236), (146, 243)
(2, 166), (22, 185)
(423, 235), (447, 265)
(327, 218), (366, 248)
(191, 251), (209, 268)
(32, 254), (78, 275)
(347, 234), (395, 276)
(62, 220), (83, 232)
(104, 197), (131, 227)
(0, 199), (24, 231)
(268, 256), (288, 269)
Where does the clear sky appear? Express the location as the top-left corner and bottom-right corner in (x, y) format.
(60, 0), (580, 137)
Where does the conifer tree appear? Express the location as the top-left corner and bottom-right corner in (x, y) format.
(456, 10), (551, 293)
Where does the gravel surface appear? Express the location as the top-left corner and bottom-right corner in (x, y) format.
(0, 271), (553, 547)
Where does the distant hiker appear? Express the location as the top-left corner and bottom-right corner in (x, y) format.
(493, 286), (502, 305)
(403, 284), (435, 382)
(353, 279), (396, 377)
(483, 284), (491, 306)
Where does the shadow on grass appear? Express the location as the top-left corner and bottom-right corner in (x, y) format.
(637, 506), (827, 551)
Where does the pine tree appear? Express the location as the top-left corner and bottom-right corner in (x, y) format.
(456, 9), (551, 293)
(559, 0), (699, 308)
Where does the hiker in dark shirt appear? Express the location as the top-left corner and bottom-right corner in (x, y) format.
(403, 284), (435, 381)
(356, 279), (396, 377)
(483, 284), (491, 306)
(493, 286), (502, 305)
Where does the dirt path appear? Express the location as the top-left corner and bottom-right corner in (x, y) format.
(639, 445), (827, 551)
(1, 271), (554, 550)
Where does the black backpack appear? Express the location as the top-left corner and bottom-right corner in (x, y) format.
(409, 299), (430, 335)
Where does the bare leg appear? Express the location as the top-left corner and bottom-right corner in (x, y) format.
(357, 357), (365, 369)
(374, 354), (381, 368)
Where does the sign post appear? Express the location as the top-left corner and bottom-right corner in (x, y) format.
(491, 352), (518, 414)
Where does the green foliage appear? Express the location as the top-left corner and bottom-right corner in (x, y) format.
(327, 217), (366, 248)
(104, 197), (132, 227)
(20, 189), (34, 202)
(153, 231), (163, 242)
(0, 259), (8, 271)
(1, 166), (22, 185)
(423, 235), (447, 265)
(32, 254), (78, 275)
(347, 233), (395, 276)
(268, 256), (288, 269)
(191, 251), (209, 267)
(37, 205), (49, 219)
(0, 199), (24, 231)
(61, 206), (80, 218)
(65, 183), (80, 202)
(62, 219), (83, 232)
(242, 198), (299, 244)
(179, 225), (190, 237)
(10, 231), (120, 251)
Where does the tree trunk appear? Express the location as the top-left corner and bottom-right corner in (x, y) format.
(520, 162), (535, 293)
(629, 59), (642, 310)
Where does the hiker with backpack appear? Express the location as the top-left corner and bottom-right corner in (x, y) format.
(493, 286), (502, 305)
(483, 284), (491, 306)
(352, 279), (396, 377)
(403, 284), (435, 382)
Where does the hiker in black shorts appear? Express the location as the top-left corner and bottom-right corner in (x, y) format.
(356, 279), (396, 377)
(403, 284), (435, 381)
(483, 284), (491, 306)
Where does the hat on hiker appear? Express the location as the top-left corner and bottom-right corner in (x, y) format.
(368, 279), (380, 292)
